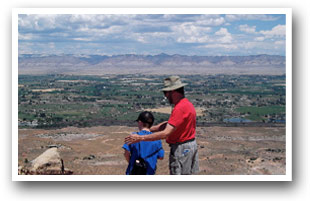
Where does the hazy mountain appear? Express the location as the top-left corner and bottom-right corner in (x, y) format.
(18, 54), (286, 75)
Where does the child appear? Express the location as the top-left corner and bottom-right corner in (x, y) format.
(122, 111), (164, 175)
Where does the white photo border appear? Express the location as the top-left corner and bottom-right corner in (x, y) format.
(12, 7), (292, 181)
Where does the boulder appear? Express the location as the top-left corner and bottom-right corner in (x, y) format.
(19, 148), (73, 175)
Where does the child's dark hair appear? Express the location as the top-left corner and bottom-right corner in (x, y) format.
(136, 111), (154, 128)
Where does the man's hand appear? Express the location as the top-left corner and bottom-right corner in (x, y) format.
(125, 134), (142, 145)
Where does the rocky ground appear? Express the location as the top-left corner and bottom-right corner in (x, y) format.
(18, 125), (286, 175)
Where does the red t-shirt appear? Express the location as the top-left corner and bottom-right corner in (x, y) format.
(167, 98), (196, 144)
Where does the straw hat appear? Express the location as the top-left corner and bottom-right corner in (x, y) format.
(161, 75), (188, 91)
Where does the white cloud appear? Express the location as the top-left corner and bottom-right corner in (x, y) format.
(77, 25), (124, 38)
(162, 14), (225, 27)
(218, 35), (232, 43)
(215, 28), (228, 36)
(196, 16), (226, 26)
(215, 28), (233, 43)
(69, 14), (96, 23)
(260, 25), (286, 38)
(274, 40), (285, 45)
(73, 38), (93, 42)
(239, 24), (256, 34)
(202, 43), (238, 50)
(225, 14), (279, 22)
(172, 22), (212, 43)
(19, 14), (58, 31)
(177, 36), (210, 43)
(254, 37), (265, 41)
(49, 32), (69, 37)
(125, 31), (171, 44)
(240, 40), (284, 51)
(131, 34), (148, 43)
(241, 41), (261, 49)
(19, 33), (35, 40)
(68, 14), (125, 28)
(173, 22), (212, 36)
(48, 42), (55, 49)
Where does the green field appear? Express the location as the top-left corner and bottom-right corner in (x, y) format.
(235, 106), (285, 121)
(18, 74), (286, 128)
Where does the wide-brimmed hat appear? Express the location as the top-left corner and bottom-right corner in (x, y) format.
(161, 75), (188, 91)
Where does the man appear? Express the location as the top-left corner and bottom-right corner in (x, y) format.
(125, 76), (199, 175)
(122, 111), (164, 175)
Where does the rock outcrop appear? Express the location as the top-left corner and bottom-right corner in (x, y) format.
(19, 148), (73, 175)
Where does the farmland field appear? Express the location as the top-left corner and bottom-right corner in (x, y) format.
(18, 74), (286, 128)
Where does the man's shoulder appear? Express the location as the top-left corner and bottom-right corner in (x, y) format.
(175, 98), (194, 109)
(179, 98), (192, 104)
(184, 98), (194, 104)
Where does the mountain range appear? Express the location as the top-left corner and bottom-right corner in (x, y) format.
(18, 54), (286, 75)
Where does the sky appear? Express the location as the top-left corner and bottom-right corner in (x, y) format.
(18, 14), (286, 56)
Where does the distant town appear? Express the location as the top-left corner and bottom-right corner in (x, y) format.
(18, 74), (286, 128)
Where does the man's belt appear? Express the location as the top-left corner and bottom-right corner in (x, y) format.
(170, 138), (195, 146)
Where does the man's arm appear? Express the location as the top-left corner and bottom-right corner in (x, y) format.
(150, 121), (168, 132)
(125, 123), (175, 145)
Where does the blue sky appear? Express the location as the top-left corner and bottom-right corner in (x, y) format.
(18, 14), (286, 56)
